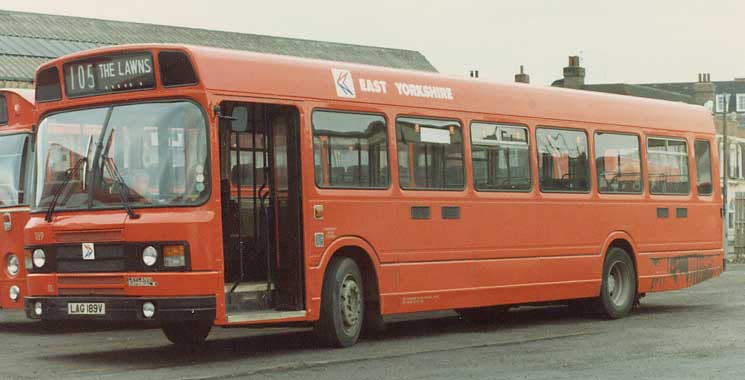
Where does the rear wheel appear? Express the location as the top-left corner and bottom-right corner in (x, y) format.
(595, 247), (637, 319)
(161, 320), (211, 346)
(315, 257), (364, 347)
(457, 306), (510, 324)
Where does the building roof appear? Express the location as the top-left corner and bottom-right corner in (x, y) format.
(582, 83), (694, 104)
(551, 79), (694, 104)
(642, 81), (745, 98)
(0, 9), (437, 83)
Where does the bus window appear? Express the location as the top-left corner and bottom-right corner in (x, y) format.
(694, 140), (713, 196)
(470, 122), (530, 191)
(647, 137), (690, 195)
(397, 116), (463, 190)
(595, 132), (642, 193)
(536, 127), (590, 192)
(0, 96), (7, 125)
(312, 110), (389, 188)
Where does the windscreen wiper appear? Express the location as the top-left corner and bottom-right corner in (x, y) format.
(98, 130), (139, 220)
(44, 157), (87, 222)
(103, 156), (140, 219)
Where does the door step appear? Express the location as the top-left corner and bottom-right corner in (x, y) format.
(226, 310), (306, 323)
(225, 282), (275, 312)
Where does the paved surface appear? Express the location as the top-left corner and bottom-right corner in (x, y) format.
(1, 265), (743, 380)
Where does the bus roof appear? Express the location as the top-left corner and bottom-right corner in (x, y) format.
(37, 44), (714, 135)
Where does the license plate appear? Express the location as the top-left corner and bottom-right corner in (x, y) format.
(67, 302), (106, 315)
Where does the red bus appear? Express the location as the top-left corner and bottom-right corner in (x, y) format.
(24, 44), (723, 347)
(0, 88), (34, 310)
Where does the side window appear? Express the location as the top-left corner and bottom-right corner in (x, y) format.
(470, 122), (530, 191)
(397, 116), (464, 190)
(536, 127), (590, 192)
(694, 140), (713, 195)
(647, 137), (690, 194)
(594, 132), (642, 193)
(0, 96), (7, 125)
(312, 110), (389, 188)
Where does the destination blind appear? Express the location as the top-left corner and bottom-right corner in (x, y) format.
(64, 52), (155, 97)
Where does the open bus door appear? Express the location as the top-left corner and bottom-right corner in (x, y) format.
(218, 101), (304, 321)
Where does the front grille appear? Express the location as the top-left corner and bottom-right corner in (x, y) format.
(57, 244), (126, 273)
(26, 241), (191, 273)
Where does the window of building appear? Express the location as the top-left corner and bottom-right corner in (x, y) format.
(312, 110), (389, 188)
(0, 96), (6, 125)
(647, 137), (690, 195)
(397, 116), (464, 190)
(716, 94), (726, 113)
(730, 143), (739, 179)
(737, 94), (745, 113)
(595, 132), (642, 193)
(470, 122), (530, 191)
(695, 140), (713, 196)
(536, 127), (590, 192)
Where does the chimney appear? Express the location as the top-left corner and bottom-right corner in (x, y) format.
(692, 72), (716, 107)
(563, 56), (585, 89)
(469, 70), (479, 79)
(515, 65), (530, 84)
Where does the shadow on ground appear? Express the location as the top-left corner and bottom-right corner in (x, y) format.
(39, 300), (704, 368)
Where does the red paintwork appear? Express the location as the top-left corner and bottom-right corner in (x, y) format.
(26, 44), (723, 325)
(0, 88), (34, 310)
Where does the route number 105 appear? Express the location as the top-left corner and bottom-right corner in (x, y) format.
(69, 64), (95, 91)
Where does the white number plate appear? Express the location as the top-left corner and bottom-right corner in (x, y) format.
(67, 302), (106, 315)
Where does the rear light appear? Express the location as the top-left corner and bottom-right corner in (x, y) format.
(163, 245), (186, 267)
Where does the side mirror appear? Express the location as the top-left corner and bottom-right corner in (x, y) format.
(231, 106), (249, 133)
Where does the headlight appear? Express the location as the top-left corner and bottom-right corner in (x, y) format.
(8, 285), (19, 301)
(8, 285), (21, 302)
(6, 254), (19, 276)
(142, 246), (158, 267)
(163, 245), (186, 267)
(32, 249), (46, 268)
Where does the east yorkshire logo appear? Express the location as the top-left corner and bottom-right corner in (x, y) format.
(331, 69), (356, 98)
(82, 242), (95, 260)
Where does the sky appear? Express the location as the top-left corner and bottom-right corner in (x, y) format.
(2, 0), (743, 86)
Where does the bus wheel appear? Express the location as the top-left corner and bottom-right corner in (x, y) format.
(596, 247), (637, 319)
(456, 306), (510, 324)
(315, 257), (364, 347)
(161, 320), (211, 346)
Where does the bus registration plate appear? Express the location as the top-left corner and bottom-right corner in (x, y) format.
(67, 302), (105, 315)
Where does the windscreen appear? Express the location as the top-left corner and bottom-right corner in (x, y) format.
(34, 101), (209, 211)
(0, 134), (30, 206)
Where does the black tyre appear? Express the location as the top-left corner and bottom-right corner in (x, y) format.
(161, 320), (212, 346)
(595, 247), (637, 319)
(456, 305), (510, 324)
(315, 257), (364, 347)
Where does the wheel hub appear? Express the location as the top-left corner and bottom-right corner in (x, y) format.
(340, 275), (362, 333)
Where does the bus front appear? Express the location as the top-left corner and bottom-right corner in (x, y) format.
(0, 89), (34, 310)
(24, 46), (219, 340)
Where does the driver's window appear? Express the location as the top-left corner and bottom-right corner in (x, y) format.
(536, 127), (590, 192)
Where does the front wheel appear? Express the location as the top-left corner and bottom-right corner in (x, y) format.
(314, 257), (364, 347)
(161, 320), (212, 346)
(595, 247), (637, 319)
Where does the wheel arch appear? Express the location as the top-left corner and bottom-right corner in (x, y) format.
(600, 231), (640, 291)
(316, 236), (383, 314)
